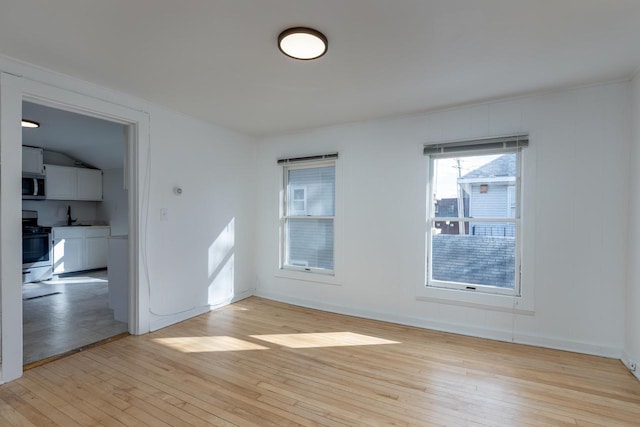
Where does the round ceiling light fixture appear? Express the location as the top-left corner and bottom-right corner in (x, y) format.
(278, 27), (327, 60)
(21, 119), (40, 128)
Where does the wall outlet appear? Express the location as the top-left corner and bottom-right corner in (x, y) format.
(630, 362), (637, 372)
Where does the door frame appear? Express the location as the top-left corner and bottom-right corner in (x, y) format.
(0, 73), (150, 382)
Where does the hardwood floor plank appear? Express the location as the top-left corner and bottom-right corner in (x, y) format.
(91, 344), (313, 426)
(3, 382), (82, 427)
(18, 377), (103, 426)
(1, 296), (639, 426)
(82, 349), (267, 426)
(0, 396), (38, 427)
(27, 375), (127, 427)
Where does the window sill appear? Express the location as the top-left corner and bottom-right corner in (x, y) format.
(416, 285), (534, 314)
(274, 268), (342, 286)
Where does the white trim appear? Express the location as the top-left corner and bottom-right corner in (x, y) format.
(149, 289), (254, 332)
(432, 217), (516, 223)
(415, 284), (534, 313)
(149, 306), (211, 332)
(0, 73), (24, 383)
(621, 350), (640, 382)
(254, 291), (621, 359)
(274, 268), (342, 286)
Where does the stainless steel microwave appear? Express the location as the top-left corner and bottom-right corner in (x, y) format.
(22, 173), (46, 200)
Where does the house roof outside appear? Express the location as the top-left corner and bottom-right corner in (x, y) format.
(432, 234), (515, 288)
(462, 154), (515, 180)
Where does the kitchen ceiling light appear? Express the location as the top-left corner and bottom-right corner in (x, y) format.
(278, 27), (327, 60)
(22, 119), (40, 128)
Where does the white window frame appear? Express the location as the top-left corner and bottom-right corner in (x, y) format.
(507, 185), (516, 218)
(280, 160), (336, 276)
(426, 147), (522, 297)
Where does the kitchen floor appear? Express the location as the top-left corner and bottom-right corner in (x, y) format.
(22, 269), (128, 364)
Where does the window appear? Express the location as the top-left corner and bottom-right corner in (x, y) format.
(424, 135), (527, 296)
(280, 155), (336, 275)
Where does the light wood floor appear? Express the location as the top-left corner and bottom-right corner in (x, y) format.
(1, 297), (639, 426)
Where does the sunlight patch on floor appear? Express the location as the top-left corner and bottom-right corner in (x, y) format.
(250, 332), (400, 348)
(152, 336), (269, 352)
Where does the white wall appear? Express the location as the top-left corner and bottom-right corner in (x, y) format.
(626, 74), (640, 379)
(22, 200), (98, 226)
(97, 168), (128, 236)
(1, 53), (257, 339)
(255, 81), (630, 357)
(143, 104), (257, 330)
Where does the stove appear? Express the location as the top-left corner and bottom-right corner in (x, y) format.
(22, 210), (53, 283)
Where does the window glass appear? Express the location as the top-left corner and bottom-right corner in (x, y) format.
(286, 218), (334, 270)
(428, 151), (519, 293)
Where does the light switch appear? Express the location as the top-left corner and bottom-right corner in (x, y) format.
(160, 208), (169, 221)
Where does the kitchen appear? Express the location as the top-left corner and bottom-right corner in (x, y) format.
(21, 101), (129, 365)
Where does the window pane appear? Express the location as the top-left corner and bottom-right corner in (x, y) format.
(431, 221), (515, 288)
(288, 166), (335, 216)
(433, 153), (516, 220)
(286, 219), (334, 270)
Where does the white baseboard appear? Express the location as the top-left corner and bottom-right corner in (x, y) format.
(229, 288), (255, 304)
(149, 288), (255, 332)
(149, 306), (211, 332)
(254, 290), (622, 359)
(621, 350), (640, 381)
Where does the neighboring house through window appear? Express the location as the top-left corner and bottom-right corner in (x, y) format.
(279, 154), (337, 275)
(290, 185), (307, 215)
(424, 135), (528, 296)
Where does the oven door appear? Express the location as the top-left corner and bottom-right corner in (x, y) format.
(23, 233), (52, 269)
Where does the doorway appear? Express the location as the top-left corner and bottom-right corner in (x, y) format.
(21, 101), (130, 365)
(0, 73), (150, 382)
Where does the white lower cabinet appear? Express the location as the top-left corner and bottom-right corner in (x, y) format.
(85, 229), (109, 270)
(52, 226), (110, 274)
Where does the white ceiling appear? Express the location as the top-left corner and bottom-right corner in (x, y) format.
(22, 101), (126, 170)
(2, 1), (640, 136)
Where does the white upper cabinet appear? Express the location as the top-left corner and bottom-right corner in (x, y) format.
(45, 164), (102, 201)
(45, 164), (77, 200)
(77, 168), (103, 201)
(22, 146), (44, 175)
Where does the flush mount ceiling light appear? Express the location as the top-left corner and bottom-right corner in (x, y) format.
(278, 27), (328, 60)
(21, 119), (40, 128)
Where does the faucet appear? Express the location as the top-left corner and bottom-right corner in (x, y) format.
(66, 205), (77, 226)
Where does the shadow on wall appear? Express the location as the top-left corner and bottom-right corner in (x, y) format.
(208, 217), (235, 306)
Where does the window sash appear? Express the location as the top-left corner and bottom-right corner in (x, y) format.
(282, 217), (335, 274)
(281, 160), (336, 274)
(426, 147), (522, 296)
